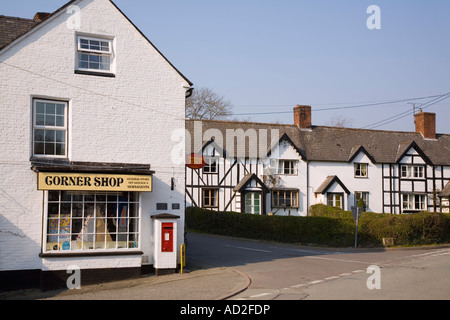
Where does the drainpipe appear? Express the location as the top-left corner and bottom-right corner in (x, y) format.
(306, 160), (310, 216)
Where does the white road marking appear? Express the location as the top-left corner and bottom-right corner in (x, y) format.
(223, 244), (271, 253)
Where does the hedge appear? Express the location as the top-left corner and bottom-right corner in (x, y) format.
(186, 205), (450, 247)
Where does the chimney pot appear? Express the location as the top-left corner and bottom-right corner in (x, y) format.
(294, 105), (312, 129)
(414, 110), (436, 139)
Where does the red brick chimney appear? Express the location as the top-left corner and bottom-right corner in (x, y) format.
(414, 109), (436, 139)
(33, 12), (51, 22)
(294, 105), (312, 129)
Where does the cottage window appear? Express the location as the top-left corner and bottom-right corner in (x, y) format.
(272, 190), (299, 208)
(275, 160), (298, 175)
(76, 36), (114, 74)
(44, 191), (139, 252)
(33, 99), (68, 157)
(401, 165), (424, 178)
(355, 191), (369, 208)
(402, 194), (426, 211)
(202, 189), (218, 208)
(203, 158), (218, 174)
(354, 163), (368, 178)
(327, 193), (344, 209)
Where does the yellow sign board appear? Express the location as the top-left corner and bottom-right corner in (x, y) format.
(38, 172), (152, 192)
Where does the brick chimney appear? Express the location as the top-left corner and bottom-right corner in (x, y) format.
(294, 105), (312, 129)
(33, 12), (51, 22)
(414, 109), (436, 139)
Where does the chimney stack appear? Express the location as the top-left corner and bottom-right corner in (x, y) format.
(33, 12), (51, 22)
(414, 109), (436, 139)
(294, 105), (312, 129)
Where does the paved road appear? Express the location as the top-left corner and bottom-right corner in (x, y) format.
(187, 232), (450, 300)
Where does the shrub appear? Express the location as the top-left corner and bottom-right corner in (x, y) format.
(186, 205), (450, 247)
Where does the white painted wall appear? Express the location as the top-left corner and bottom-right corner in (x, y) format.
(0, 0), (189, 272)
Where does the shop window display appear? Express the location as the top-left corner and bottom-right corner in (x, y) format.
(45, 191), (139, 252)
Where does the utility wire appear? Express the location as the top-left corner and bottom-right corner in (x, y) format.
(232, 94), (445, 116)
(362, 92), (450, 130)
(0, 61), (187, 121)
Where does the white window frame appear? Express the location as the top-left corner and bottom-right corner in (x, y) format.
(33, 99), (68, 158)
(203, 157), (218, 174)
(327, 193), (344, 209)
(271, 160), (298, 175)
(355, 191), (369, 208)
(354, 163), (368, 178)
(401, 165), (425, 179)
(43, 191), (140, 253)
(402, 194), (427, 212)
(76, 35), (115, 74)
(272, 190), (299, 208)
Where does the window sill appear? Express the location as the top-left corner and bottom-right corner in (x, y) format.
(75, 70), (116, 78)
(39, 250), (143, 258)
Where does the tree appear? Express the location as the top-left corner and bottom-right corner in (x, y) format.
(327, 115), (353, 128)
(186, 87), (233, 120)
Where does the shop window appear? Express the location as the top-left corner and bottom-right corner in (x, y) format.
(33, 99), (68, 157)
(44, 191), (139, 252)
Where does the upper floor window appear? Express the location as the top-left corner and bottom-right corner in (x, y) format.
(269, 159), (298, 175)
(76, 36), (114, 75)
(203, 158), (218, 174)
(33, 99), (68, 157)
(401, 165), (424, 179)
(354, 163), (368, 178)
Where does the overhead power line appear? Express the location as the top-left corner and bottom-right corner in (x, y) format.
(232, 94), (445, 116)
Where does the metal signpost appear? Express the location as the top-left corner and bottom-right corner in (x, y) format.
(351, 206), (363, 248)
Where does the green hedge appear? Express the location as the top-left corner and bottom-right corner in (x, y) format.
(186, 205), (450, 247)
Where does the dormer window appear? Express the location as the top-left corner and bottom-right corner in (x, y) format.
(76, 35), (115, 76)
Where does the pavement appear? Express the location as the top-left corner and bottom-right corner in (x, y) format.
(0, 258), (251, 301)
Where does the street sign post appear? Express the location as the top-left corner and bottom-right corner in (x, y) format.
(351, 206), (363, 248)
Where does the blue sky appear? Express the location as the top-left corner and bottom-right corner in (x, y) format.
(2, 0), (450, 133)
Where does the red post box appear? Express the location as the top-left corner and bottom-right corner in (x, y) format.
(161, 223), (173, 252)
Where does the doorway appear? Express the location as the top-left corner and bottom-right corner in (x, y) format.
(245, 192), (261, 215)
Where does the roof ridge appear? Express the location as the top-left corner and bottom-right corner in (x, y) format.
(186, 119), (298, 127)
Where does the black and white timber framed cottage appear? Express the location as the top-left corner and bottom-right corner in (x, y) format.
(185, 105), (450, 216)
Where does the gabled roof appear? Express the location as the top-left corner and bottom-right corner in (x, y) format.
(315, 176), (350, 195)
(0, 0), (192, 86)
(0, 15), (40, 50)
(186, 120), (450, 165)
(395, 141), (433, 165)
(439, 182), (450, 198)
(233, 173), (269, 193)
(348, 145), (376, 163)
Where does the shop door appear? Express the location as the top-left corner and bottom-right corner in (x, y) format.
(245, 192), (261, 215)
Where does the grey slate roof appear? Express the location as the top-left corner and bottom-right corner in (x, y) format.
(186, 120), (450, 166)
(0, 15), (40, 50)
(440, 182), (450, 197)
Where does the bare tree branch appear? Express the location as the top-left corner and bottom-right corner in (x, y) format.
(186, 87), (233, 120)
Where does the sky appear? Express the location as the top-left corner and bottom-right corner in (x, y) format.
(2, 0), (450, 133)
